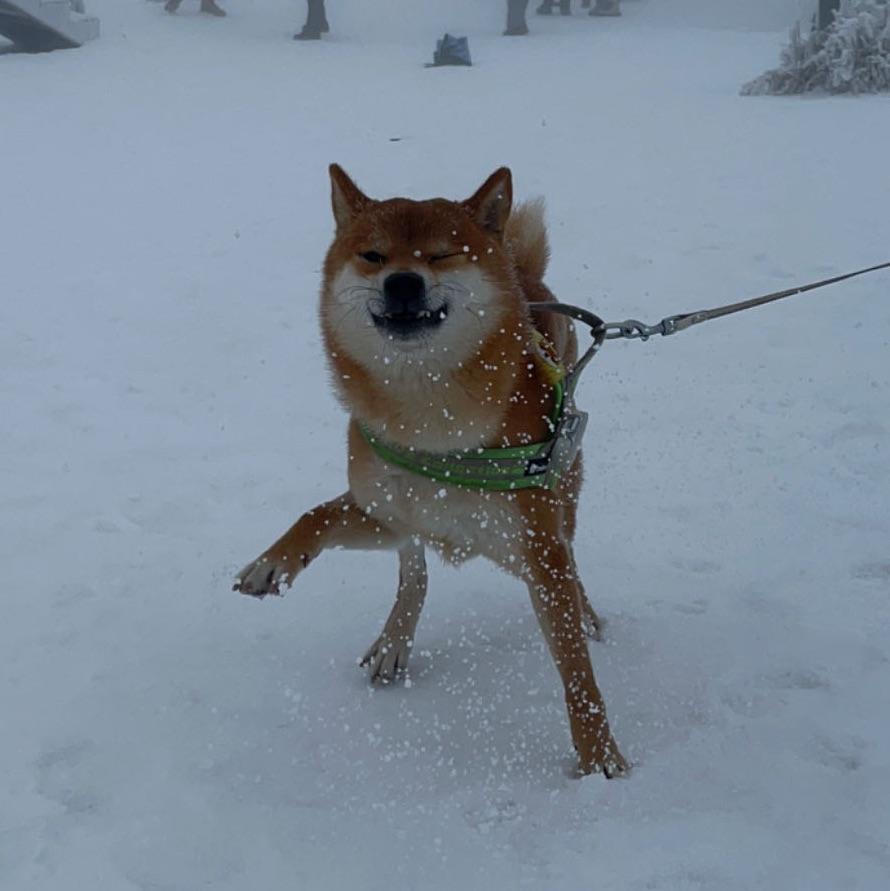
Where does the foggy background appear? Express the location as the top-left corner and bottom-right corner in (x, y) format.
(2, 1), (888, 890)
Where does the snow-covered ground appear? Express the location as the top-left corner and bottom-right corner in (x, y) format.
(2, 1), (889, 888)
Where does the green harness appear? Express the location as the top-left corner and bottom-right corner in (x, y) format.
(359, 378), (567, 492)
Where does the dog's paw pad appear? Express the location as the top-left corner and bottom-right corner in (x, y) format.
(577, 738), (630, 779)
(233, 556), (292, 599)
(360, 635), (412, 684)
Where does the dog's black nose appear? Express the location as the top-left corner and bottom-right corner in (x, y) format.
(383, 272), (426, 315)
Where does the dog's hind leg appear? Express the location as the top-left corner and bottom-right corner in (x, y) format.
(567, 544), (604, 641)
(561, 479), (603, 641)
(524, 533), (627, 777)
(579, 591), (604, 642)
(361, 539), (428, 684)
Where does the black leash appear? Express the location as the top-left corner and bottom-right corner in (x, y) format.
(531, 261), (890, 395)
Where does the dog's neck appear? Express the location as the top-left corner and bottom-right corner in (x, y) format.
(329, 317), (559, 454)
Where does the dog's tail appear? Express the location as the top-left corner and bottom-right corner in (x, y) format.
(506, 198), (576, 363)
(506, 199), (549, 285)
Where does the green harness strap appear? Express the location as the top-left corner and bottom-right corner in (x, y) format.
(359, 377), (566, 492)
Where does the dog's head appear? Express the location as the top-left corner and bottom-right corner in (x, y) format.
(320, 166), (523, 375)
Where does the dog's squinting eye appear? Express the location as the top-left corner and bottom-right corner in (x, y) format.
(359, 251), (387, 265)
(429, 252), (461, 263)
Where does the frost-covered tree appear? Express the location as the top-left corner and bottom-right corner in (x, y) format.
(820, 0), (842, 30)
(743, 0), (890, 94)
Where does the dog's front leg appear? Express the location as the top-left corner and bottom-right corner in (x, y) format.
(234, 491), (402, 598)
(361, 538), (428, 683)
(524, 537), (628, 778)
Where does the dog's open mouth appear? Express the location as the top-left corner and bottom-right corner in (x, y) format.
(370, 303), (449, 338)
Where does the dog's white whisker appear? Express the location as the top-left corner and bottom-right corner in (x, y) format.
(333, 284), (383, 306)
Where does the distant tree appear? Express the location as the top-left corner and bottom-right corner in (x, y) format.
(743, 0), (890, 95)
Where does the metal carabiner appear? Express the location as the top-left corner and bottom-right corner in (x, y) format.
(603, 315), (688, 341)
(602, 319), (661, 341)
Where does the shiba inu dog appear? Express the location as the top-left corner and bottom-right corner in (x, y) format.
(235, 166), (627, 777)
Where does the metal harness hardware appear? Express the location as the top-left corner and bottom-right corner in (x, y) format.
(601, 316), (686, 341)
(593, 260), (890, 342)
(363, 260), (890, 493)
(359, 377), (573, 492)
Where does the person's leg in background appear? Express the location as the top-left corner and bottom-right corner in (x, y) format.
(295, 0), (330, 40)
(505, 0), (530, 36)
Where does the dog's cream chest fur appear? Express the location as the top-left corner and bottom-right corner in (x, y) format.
(350, 449), (526, 569)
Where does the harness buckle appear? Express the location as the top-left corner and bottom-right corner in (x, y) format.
(525, 406), (588, 487)
(525, 456), (550, 476)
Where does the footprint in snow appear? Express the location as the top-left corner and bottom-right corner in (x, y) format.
(765, 668), (830, 691)
(852, 561), (890, 583)
(822, 420), (886, 449)
(35, 740), (101, 816)
(669, 557), (722, 575)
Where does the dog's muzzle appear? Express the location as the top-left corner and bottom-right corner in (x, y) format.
(370, 272), (448, 338)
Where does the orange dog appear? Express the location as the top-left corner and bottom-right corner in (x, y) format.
(235, 166), (627, 777)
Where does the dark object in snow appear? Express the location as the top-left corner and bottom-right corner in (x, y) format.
(590, 0), (621, 16)
(742, 0), (890, 95)
(820, 0), (842, 29)
(535, 0), (620, 15)
(426, 34), (471, 67)
(0, 0), (99, 52)
(536, 0), (571, 14)
(294, 0), (329, 41)
(504, 0), (530, 35)
(165, 0), (226, 15)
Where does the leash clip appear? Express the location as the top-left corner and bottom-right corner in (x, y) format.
(603, 314), (688, 341)
(658, 314), (686, 336)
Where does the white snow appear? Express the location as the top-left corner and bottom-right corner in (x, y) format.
(2, 1), (889, 889)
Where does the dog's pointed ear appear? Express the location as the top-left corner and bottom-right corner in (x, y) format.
(463, 168), (513, 238)
(329, 164), (371, 231)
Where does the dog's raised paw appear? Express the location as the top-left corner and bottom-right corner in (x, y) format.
(233, 553), (305, 598)
(360, 633), (412, 684)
